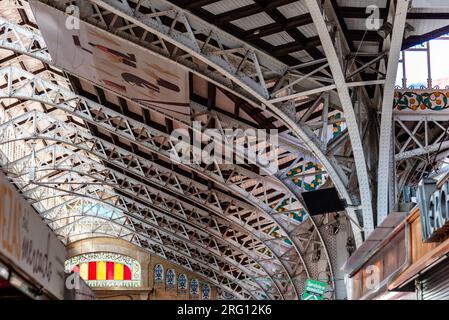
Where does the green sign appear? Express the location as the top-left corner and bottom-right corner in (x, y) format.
(302, 279), (327, 300)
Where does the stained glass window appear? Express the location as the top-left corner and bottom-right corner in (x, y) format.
(65, 252), (141, 288)
(178, 273), (187, 293)
(202, 283), (211, 300)
(190, 279), (199, 298)
(154, 264), (164, 284)
(166, 269), (176, 289)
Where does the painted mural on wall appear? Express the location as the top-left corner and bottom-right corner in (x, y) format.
(31, 2), (190, 121)
(394, 90), (449, 111)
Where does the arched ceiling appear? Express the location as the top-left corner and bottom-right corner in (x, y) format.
(1, 0), (449, 300)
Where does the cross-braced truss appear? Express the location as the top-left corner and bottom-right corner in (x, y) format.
(0, 1), (339, 299)
(34, 0), (369, 244)
(2, 0), (448, 300)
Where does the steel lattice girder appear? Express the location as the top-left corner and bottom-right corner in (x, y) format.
(2, 165), (255, 298)
(0, 16), (53, 64)
(50, 210), (260, 297)
(394, 115), (449, 161)
(20, 173), (269, 299)
(0, 111), (304, 299)
(0, 15), (323, 240)
(0, 6), (343, 297)
(0, 14), (317, 160)
(393, 114), (449, 188)
(377, 0), (411, 224)
(33, 0), (365, 246)
(0, 142), (261, 299)
(0, 66), (338, 299)
(5, 142), (284, 288)
(304, 0), (373, 234)
(0, 115), (288, 299)
(0, 13), (319, 180)
(0, 10), (354, 296)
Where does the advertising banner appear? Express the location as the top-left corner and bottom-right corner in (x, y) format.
(30, 1), (190, 121)
(0, 170), (66, 299)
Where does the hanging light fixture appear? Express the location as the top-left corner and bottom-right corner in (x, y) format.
(377, 21), (393, 39)
(404, 22), (415, 39)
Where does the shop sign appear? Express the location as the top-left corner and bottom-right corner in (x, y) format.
(0, 171), (66, 299)
(417, 178), (449, 242)
(302, 279), (327, 300)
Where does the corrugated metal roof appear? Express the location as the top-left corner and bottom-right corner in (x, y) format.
(261, 31), (294, 46)
(409, 7), (449, 13)
(344, 18), (383, 30)
(353, 41), (380, 54)
(297, 24), (317, 38)
(289, 50), (313, 62)
(231, 12), (275, 30)
(337, 0), (387, 8)
(202, 0), (254, 16)
(408, 19), (449, 36)
(277, 1), (308, 19)
(412, 0), (449, 8)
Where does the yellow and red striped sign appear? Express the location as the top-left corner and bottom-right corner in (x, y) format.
(73, 261), (132, 281)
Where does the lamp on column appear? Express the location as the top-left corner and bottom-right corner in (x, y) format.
(377, 22), (393, 39)
(404, 23), (415, 39)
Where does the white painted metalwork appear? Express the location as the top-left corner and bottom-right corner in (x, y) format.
(377, 0), (412, 224)
(305, 0), (374, 235)
(35, 0), (370, 246)
(0, 64), (340, 299)
(5, 0), (441, 299)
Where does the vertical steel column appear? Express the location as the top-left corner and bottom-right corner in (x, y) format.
(427, 41), (432, 89)
(305, 0), (374, 235)
(402, 51), (407, 89)
(377, 0), (410, 224)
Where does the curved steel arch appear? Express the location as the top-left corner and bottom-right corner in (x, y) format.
(44, 0), (365, 243)
(52, 223), (253, 298)
(304, 0), (373, 234)
(3, 154), (277, 299)
(29, 179), (270, 299)
(47, 209), (256, 299)
(6, 0), (360, 248)
(0, 10), (337, 283)
(0, 111), (297, 299)
(0, 15), (314, 160)
(0, 67), (326, 298)
(0, 13), (338, 296)
(2, 138), (288, 299)
(5, 167), (263, 299)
